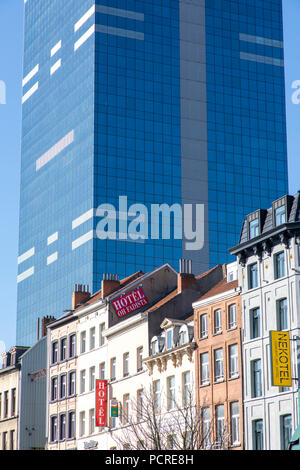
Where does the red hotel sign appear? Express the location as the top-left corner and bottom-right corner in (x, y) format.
(96, 379), (108, 427)
(112, 287), (149, 318)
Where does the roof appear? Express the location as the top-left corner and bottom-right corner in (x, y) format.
(145, 265), (223, 314)
(194, 279), (238, 303)
(146, 288), (178, 313)
(74, 270), (144, 310)
(236, 192), (300, 247)
(195, 264), (222, 279)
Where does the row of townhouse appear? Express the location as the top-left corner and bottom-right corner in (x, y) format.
(1, 192), (300, 450)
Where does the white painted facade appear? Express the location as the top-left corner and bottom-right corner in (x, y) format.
(76, 298), (109, 450)
(238, 236), (300, 450)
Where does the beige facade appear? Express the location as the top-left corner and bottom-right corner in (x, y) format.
(0, 347), (28, 450)
(47, 313), (78, 450)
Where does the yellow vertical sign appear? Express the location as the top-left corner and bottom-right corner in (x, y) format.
(270, 331), (292, 387)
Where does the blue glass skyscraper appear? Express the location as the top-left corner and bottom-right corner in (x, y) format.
(18, 0), (288, 345)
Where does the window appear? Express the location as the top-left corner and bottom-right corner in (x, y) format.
(137, 347), (143, 372)
(250, 308), (260, 339)
(182, 371), (191, 406)
(60, 374), (67, 399)
(202, 407), (211, 449)
(68, 411), (75, 439)
(123, 394), (130, 424)
(79, 411), (85, 437)
(4, 391), (8, 418)
(9, 430), (15, 451)
(216, 405), (225, 448)
(151, 338), (158, 355)
(200, 352), (209, 385)
(200, 314), (208, 338)
(51, 341), (58, 364)
(11, 389), (16, 416)
(123, 352), (129, 377)
(60, 337), (67, 361)
(80, 370), (86, 394)
(277, 298), (288, 330)
(111, 358), (116, 381)
(50, 416), (57, 442)
(80, 331), (86, 354)
(137, 389), (143, 422)
(214, 349), (224, 382)
(89, 366), (95, 392)
(167, 376), (175, 410)
(229, 344), (239, 378)
(167, 434), (177, 450)
(51, 376), (58, 401)
(99, 362), (105, 380)
(153, 380), (160, 413)
(166, 330), (173, 349)
(59, 413), (66, 441)
(252, 359), (262, 398)
(249, 218), (259, 239)
(275, 205), (286, 226)
(99, 323), (105, 346)
(179, 329), (187, 345)
(0, 392), (2, 419)
(248, 263), (258, 289)
(89, 409), (95, 435)
(69, 334), (76, 358)
(214, 309), (222, 334)
(90, 327), (96, 350)
(2, 432), (7, 451)
(253, 419), (263, 450)
(281, 414), (292, 450)
(230, 402), (240, 445)
(69, 371), (76, 396)
(228, 304), (237, 329)
(274, 252), (285, 279)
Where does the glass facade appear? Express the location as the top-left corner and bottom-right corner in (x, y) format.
(18, 0), (288, 346)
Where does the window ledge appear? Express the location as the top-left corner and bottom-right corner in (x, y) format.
(230, 442), (241, 448)
(228, 375), (239, 381)
(200, 382), (210, 388)
(214, 378), (224, 384)
(228, 326), (237, 332)
(198, 335), (208, 341)
(213, 331), (223, 337)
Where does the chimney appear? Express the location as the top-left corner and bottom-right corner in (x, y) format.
(41, 316), (56, 337)
(222, 263), (227, 279)
(37, 317), (40, 341)
(72, 284), (90, 309)
(178, 259), (196, 293)
(101, 274), (120, 298)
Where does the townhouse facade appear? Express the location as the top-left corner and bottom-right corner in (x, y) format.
(47, 309), (79, 450)
(143, 317), (196, 450)
(230, 193), (300, 450)
(193, 262), (243, 450)
(0, 346), (28, 450)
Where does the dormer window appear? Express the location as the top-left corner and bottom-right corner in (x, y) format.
(179, 329), (187, 346)
(166, 330), (173, 350)
(275, 205), (286, 226)
(273, 196), (292, 227)
(151, 338), (158, 355)
(249, 219), (259, 239)
(247, 211), (262, 240)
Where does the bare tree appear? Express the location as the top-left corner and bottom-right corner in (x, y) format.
(111, 383), (230, 450)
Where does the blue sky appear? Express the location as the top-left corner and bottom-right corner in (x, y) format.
(0, 0), (299, 353)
